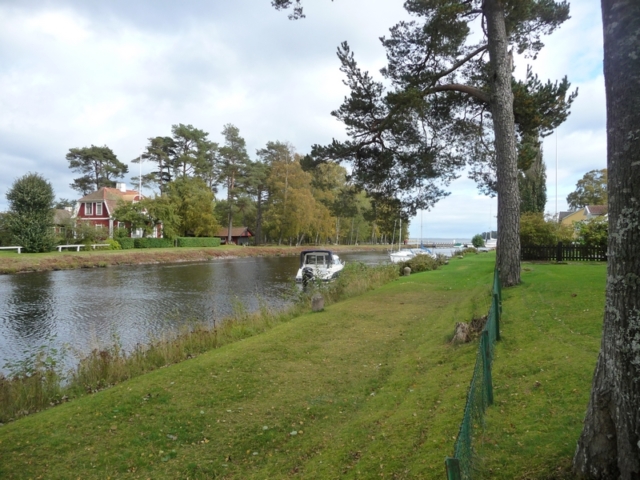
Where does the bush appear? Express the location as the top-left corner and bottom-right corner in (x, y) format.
(104, 239), (121, 250)
(471, 234), (485, 248)
(399, 253), (445, 273)
(134, 238), (173, 249)
(520, 212), (574, 246)
(176, 237), (221, 248)
(575, 217), (608, 247)
(117, 238), (135, 249)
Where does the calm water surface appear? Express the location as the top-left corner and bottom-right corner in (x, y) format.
(0, 251), (389, 374)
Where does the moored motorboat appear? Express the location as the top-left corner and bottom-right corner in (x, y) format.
(295, 250), (345, 284)
(389, 245), (436, 264)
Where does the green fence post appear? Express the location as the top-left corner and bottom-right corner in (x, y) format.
(493, 293), (501, 341)
(482, 330), (494, 406)
(445, 457), (461, 480)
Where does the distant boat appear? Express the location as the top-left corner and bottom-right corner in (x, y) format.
(484, 236), (497, 249)
(389, 246), (436, 264)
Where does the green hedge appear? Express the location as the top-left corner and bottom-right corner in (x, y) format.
(176, 237), (221, 248)
(117, 238), (135, 249)
(134, 238), (174, 249)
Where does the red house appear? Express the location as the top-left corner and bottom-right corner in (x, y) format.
(214, 227), (254, 246)
(73, 183), (160, 238)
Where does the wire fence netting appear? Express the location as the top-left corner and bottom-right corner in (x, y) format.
(445, 268), (501, 480)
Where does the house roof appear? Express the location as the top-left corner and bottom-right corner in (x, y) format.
(53, 209), (72, 224)
(585, 205), (608, 216)
(215, 227), (254, 237)
(77, 187), (141, 217)
(558, 211), (574, 221)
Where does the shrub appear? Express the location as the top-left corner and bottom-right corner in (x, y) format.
(134, 238), (173, 249)
(399, 253), (445, 273)
(104, 239), (121, 250)
(520, 212), (574, 246)
(575, 217), (608, 247)
(117, 238), (135, 249)
(471, 234), (485, 248)
(176, 237), (221, 248)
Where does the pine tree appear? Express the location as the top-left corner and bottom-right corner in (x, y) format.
(275, 0), (576, 287)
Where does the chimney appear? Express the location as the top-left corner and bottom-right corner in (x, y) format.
(116, 182), (127, 192)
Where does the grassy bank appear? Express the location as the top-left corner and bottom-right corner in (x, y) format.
(0, 254), (606, 479)
(0, 244), (388, 275)
(476, 262), (605, 478)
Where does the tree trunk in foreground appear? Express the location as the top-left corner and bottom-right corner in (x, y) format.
(573, 1), (640, 478)
(484, 0), (521, 287)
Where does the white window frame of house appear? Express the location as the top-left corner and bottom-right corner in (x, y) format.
(95, 202), (103, 216)
(95, 224), (104, 230)
(85, 202), (93, 215)
(117, 222), (125, 229)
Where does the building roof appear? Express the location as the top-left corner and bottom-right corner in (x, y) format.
(215, 227), (254, 237)
(53, 209), (72, 224)
(77, 186), (141, 217)
(558, 211), (574, 221)
(585, 205), (608, 216)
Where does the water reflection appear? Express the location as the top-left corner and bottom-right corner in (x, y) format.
(3, 272), (55, 344)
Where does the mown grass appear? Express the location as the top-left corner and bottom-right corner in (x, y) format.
(0, 254), (606, 479)
(475, 262), (606, 479)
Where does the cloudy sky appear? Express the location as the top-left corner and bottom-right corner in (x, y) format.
(0, 1), (605, 239)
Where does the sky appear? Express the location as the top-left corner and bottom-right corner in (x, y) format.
(0, 1), (606, 240)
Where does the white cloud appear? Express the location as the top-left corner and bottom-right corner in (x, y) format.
(0, 1), (605, 239)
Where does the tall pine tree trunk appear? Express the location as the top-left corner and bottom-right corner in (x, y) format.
(573, 2), (640, 477)
(255, 192), (263, 246)
(485, 0), (521, 287)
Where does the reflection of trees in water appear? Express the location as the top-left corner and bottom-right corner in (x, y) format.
(0, 254), (316, 370)
(3, 272), (55, 340)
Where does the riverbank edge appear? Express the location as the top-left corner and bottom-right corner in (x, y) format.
(0, 244), (390, 275)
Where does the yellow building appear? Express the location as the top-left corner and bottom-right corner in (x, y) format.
(559, 205), (608, 227)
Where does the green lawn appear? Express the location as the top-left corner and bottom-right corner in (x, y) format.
(0, 254), (605, 479)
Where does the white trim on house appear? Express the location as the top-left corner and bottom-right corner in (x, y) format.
(96, 202), (103, 215)
(85, 202), (93, 215)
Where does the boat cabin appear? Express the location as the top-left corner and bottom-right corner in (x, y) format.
(299, 250), (336, 269)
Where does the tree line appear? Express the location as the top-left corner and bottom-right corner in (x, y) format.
(1, 124), (414, 251)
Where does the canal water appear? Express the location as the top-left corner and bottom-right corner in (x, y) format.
(0, 250), (390, 375)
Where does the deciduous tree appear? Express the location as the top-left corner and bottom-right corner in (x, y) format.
(573, 2), (640, 477)
(264, 143), (315, 244)
(566, 168), (607, 210)
(165, 177), (219, 237)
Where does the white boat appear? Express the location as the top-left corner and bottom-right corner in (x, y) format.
(388, 218), (436, 263)
(295, 250), (345, 284)
(389, 246), (436, 264)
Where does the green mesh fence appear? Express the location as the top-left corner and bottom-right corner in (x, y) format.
(445, 269), (502, 480)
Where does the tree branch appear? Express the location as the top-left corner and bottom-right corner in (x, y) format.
(429, 44), (488, 86)
(426, 84), (491, 104)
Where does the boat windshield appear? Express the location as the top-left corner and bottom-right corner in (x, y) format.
(305, 254), (327, 266)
